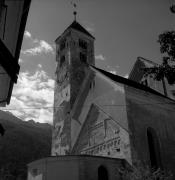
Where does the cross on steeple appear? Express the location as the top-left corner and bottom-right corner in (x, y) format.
(73, 11), (77, 21)
(71, 1), (77, 21)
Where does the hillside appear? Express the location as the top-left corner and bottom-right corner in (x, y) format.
(0, 110), (52, 180)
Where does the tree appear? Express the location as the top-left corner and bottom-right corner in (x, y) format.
(170, 4), (175, 13)
(144, 5), (175, 85)
(119, 165), (173, 180)
(144, 31), (175, 85)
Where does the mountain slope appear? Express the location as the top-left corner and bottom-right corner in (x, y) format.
(0, 110), (52, 180)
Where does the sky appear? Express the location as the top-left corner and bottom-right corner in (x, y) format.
(1, 0), (175, 124)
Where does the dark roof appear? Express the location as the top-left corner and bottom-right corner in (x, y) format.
(68, 21), (95, 39)
(90, 65), (175, 102)
(15, 0), (32, 61)
(0, 0), (31, 105)
(28, 155), (130, 168)
(0, 0), (31, 83)
(129, 57), (157, 82)
(137, 56), (157, 66)
(56, 20), (95, 41)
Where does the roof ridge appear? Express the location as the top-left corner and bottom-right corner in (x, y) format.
(69, 20), (95, 39)
(90, 65), (175, 102)
(55, 20), (95, 42)
(137, 56), (158, 66)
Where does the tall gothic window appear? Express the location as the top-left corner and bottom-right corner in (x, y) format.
(80, 52), (87, 63)
(79, 39), (87, 50)
(60, 40), (66, 51)
(60, 55), (65, 67)
(147, 127), (162, 169)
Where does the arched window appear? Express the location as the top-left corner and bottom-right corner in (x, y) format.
(98, 165), (108, 180)
(60, 40), (66, 50)
(79, 52), (87, 63)
(147, 127), (162, 169)
(60, 55), (65, 67)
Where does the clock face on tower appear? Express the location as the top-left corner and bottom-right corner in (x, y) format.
(57, 64), (68, 84)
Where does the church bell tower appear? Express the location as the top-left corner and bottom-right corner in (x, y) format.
(52, 19), (95, 155)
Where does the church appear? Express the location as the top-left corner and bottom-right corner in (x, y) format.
(27, 19), (175, 180)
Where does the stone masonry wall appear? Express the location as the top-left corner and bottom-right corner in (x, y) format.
(125, 84), (175, 174)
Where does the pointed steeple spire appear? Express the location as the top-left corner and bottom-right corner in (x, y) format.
(55, 1), (95, 42)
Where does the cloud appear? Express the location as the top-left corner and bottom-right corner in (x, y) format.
(24, 30), (32, 38)
(83, 21), (95, 33)
(22, 30), (54, 56)
(106, 65), (120, 76)
(124, 74), (129, 79)
(1, 69), (55, 124)
(19, 58), (23, 63)
(123, 74), (129, 79)
(95, 54), (105, 61)
(109, 70), (117, 75)
(86, 26), (95, 33)
(37, 64), (42, 68)
(22, 40), (54, 56)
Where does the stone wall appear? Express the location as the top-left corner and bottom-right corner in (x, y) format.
(125, 84), (175, 173)
(52, 28), (95, 155)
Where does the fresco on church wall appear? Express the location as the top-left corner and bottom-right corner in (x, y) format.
(73, 104), (131, 164)
(70, 60), (86, 108)
(71, 74), (132, 164)
(52, 81), (71, 155)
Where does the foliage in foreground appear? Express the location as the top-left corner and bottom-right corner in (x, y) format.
(144, 31), (175, 85)
(143, 0), (175, 84)
(144, 5), (175, 84)
(119, 165), (173, 180)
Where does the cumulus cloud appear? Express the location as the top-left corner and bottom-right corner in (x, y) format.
(95, 54), (105, 61)
(124, 74), (129, 79)
(106, 65), (120, 76)
(86, 26), (95, 33)
(22, 40), (54, 56)
(109, 70), (117, 75)
(37, 64), (42, 68)
(18, 58), (23, 63)
(24, 30), (32, 38)
(22, 30), (54, 56)
(83, 21), (95, 33)
(1, 69), (55, 124)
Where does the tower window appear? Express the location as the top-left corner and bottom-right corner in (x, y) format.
(60, 55), (65, 67)
(79, 39), (87, 50)
(147, 127), (162, 169)
(60, 40), (66, 51)
(80, 52), (87, 63)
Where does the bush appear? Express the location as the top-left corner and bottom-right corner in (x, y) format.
(119, 164), (173, 180)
